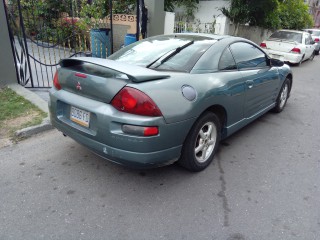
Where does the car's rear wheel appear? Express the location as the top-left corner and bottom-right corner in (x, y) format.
(273, 78), (290, 113)
(316, 50), (319, 55)
(179, 112), (221, 172)
(309, 51), (315, 61)
(296, 55), (304, 66)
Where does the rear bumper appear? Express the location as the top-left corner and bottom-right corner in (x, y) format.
(51, 118), (181, 168)
(267, 50), (303, 64)
(49, 88), (193, 168)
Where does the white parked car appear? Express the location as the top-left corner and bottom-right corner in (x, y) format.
(303, 28), (320, 55)
(260, 30), (315, 66)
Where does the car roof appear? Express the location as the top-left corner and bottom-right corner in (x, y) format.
(303, 28), (320, 30)
(171, 33), (231, 40)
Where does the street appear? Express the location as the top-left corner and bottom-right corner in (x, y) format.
(1, 58), (320, 240)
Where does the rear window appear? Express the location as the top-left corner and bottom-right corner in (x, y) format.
(269, 31), (302, 43)
(108, 36), (215, 72)
(306, 30), (320, 36)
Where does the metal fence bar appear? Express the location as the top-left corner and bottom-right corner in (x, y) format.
(4, 0), (111, 88)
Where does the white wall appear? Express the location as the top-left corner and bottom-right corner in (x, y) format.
(195, 1), (230, 23)
(174, 0), (230, 23)
(164, 12), (175, 34)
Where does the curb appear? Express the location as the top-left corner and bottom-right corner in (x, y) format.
(15, 117), (53, 138)
(7, 83), (54, 138)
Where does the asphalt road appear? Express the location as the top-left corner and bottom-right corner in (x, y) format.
(1, 58), (320, 240)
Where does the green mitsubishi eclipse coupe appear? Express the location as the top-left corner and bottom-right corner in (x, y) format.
(49, 33), (292, 171)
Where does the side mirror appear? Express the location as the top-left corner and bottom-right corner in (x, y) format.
(270, 58), (284, 67)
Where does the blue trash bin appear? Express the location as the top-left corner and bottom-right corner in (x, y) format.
(124, 34), (137, 46)
(90, 28), (111, 58)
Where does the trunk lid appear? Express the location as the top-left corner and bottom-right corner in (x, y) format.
(58, 58), (170, 103)
(265, 39), (298, 53)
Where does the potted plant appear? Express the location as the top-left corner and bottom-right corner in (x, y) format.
(80, 0), (110, 58)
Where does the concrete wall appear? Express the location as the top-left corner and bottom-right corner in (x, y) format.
(0, 1), (17, 88)
(145, 0), (165, 37)
(164, 12), (175, 34)
(228, 24), (274, 44)
(112, 25), (130, 51)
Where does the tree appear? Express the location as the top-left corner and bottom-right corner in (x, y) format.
(277, 0), (313, 29)
(221, 0), (313, 34)
(220, 0), (250, 35)
(246, 0), (280, 28)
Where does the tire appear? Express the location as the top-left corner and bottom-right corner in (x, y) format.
(316, 50), (319, 56)
(296, 55), (304, 66)
(309, 51), (315, 61)
(273, 78), (290, 113)
(178, 112), (221, 172)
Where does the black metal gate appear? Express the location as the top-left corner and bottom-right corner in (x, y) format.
(4, 0), (91, 88)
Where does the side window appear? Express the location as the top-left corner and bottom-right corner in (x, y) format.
(219, 47), (237, 70)
(308, 34), (313, 45)
(229, 42), (267, 70)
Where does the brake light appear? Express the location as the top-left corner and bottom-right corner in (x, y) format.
(144, 126), (159, 136)
(111, 87), (162, 117)
(260, 42), (267, 48)
(122, 124), (159, 136)
(75, 72), (87, 78)
(315, 38), (319, 43)
(290, 47), (301, 54)
(53, 71), (61, 90)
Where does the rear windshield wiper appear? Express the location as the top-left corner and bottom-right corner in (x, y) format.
(146, 40), (194, 68)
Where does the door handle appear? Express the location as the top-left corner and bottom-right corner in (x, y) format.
(246, 80), (254, 89)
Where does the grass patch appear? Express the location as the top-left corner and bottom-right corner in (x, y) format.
(0, 87), (47, 143)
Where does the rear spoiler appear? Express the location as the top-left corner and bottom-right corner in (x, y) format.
(60, 57), (170, 83)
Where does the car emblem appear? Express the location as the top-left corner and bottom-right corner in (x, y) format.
(76, 82), (82, 91)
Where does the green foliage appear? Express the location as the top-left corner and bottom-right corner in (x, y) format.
(278, 0), (313, 29)
(0, 87), (46, 122)
(80, 0), (109, 29)
(0, 87), (47, 140)
(113, 0), (136, 14)
(220, 0), (250, 25)
(221, 0), (314, 31)
(247, 0), (279, 28)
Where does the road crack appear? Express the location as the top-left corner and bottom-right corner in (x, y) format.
(216, 152), (231, 227)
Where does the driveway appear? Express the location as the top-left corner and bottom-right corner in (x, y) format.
(0, 59), (320, 240)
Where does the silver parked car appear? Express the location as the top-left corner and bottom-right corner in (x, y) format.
(303, 28), (320, 55)
(49, 33), (293, 171)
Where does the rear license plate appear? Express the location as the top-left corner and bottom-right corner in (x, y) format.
(271, 54), (283, 60)
(70, 106), (90, 127)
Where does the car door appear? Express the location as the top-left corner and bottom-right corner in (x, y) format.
(304, 33), (314, 58)
(217, 46), (247, 127)
(229, 42), (280, 118)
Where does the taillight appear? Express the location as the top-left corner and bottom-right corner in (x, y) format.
(290, 47), (301, 54)
(315, 38), (319, 43)
(260, 42), (267, 48)
(111, 87), (162, 117)
(53, 71), (61, 90)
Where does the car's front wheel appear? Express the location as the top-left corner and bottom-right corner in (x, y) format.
(179, 112), (221, 172)
(273, 78), (290, 113)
